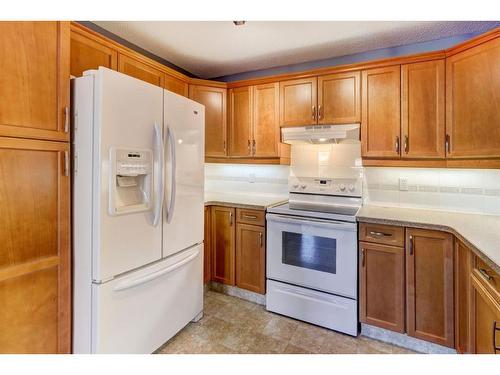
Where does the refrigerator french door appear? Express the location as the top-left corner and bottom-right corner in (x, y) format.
(73, 67), (204, 353)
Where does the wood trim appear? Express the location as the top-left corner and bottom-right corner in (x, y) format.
(205, 156), (290, 165)
(454, 240), (472, 353)
(445, 27), (500, 57)
(362, 158), (500, 169)
(227, 50), (446, 88)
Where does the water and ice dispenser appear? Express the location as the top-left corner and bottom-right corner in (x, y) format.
(109, 148), (153, 215)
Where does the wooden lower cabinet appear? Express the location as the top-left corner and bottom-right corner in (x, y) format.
(236, 224), (265, 294)
(210, 206), (235, 285)
(0, 137), (71, 353)
(203, 206), (212, 284)
(359, 242), (405, 333)
(406, 228), (454, 347)
(470, 274), (500, 353)
(455, 240), (472, 353)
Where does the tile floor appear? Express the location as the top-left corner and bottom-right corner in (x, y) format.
(156, 291), (416, 354)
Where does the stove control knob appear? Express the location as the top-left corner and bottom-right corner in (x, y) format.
(339, 184), (346, 191)
(301, 184), (307, 189)
(292, 184), (299, 189)
(348, 184), (355, 192)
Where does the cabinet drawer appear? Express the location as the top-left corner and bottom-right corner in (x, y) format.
(473, 257), (500, 302)
(236, 208), (265, 226)
(359, 223), (404, 247)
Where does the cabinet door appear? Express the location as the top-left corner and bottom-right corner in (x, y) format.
(455, 240), (472, 353)
(446, 37), (500, 158)
(406, 229), (454, 347)
(189, 85), (227, 157)
(361, 66), (401, 158)
(118, 53), (165, 87)
(204, 206), (212, 284)
(70, 28), (118, 77)
(359, 242), (405, 333)
(318, 71), (360, 124)
(279, 77), (317, 127)
(253, 83), (280, 157)
(0, 137), (70, 353)
(211, 206), (235, 285)
(401, 60), (445, 159)
(164, 74), (188, 97)
(229, 86), (253, 157)
(236, 224), (266, 294)
(0, 21), (69, 142)
(470, 274), (500, 354)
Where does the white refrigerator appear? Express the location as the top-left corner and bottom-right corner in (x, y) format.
(72, 67), (205, 353)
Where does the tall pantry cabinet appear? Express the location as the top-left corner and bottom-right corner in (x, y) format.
(0, 22), (71, 353)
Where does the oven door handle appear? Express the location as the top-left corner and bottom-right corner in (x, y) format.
(266, 213), (357, 231)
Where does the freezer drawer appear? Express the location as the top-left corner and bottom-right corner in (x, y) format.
(266, 279), (358, 336)
(89, 245), (203, 353)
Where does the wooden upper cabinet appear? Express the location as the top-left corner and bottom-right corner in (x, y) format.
(406, 229), (454, 348)
(118, 53), (165, 87)
(189, 85), (227, 157)
(0, 21), (69, 142)
(402, 60), (445, 159)
(280, 77), (317, 127)
(236, 223), (266, 294)
(0, 137), (70, 353)
(446, 37), (500, 158)
(361, 66), (401, 158)
(164, 74), (189, 97)
(211, 206), (235, 286)
(359, 242), (405, 333)
(70, 28), (117, 77)
(253, 83), (280, 157)
(318, 71), (360, 124)
(229, 86), (253, 157)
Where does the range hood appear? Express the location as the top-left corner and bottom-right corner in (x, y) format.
(282, 124), (360, 145)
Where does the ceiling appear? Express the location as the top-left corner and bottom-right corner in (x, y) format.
(93, 21), (498, 79)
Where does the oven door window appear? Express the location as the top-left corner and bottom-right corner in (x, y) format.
(281, 232), (337, 274)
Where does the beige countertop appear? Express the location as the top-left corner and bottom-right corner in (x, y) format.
(204, 191), (288, 210)
(357, 205), (500, 273)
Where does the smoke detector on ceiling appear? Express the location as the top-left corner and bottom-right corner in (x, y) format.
(233, 21), (246, 26)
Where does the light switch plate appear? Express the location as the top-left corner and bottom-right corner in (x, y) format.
(399, 177), (408, 191)
(249, 173), (256, 183)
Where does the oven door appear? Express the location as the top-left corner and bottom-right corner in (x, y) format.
(266, 213), (357, 298)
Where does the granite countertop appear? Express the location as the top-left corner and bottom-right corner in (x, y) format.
(357, 205), (500, 273)
(204, 191), (288, 210)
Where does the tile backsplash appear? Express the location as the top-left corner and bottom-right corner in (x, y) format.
(205, 162), (500, 216)
(363, 167), (500, 215)
(205, 163), (289, 196)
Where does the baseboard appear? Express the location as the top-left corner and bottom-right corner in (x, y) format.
(361, 323), (457, 354)
(209, 281), (266, 305)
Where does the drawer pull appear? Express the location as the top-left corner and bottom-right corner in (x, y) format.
(493, 320), (500, 353)
(479, 268), (492, 281)
(369, 231), (392, 237)
(243, 214), (258, 220)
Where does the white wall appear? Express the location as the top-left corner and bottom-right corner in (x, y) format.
(363, 167), (500, 215)
(205, 163), (289, 196)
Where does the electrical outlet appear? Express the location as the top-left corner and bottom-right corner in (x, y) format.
(249, 173), (256, 183)
(399, 177), (408, 191)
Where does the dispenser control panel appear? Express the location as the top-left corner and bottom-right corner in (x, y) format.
(115, 150), (152, 177)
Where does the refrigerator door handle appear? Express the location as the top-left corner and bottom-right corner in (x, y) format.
(151, 122), (164, 227)
(165, 125), (176, 224)
(113, 248), (200, 292)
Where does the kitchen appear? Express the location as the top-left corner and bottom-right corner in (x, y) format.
(1, 2), (499, 371)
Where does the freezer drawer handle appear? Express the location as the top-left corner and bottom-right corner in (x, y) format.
(113, 249), (199, 292)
